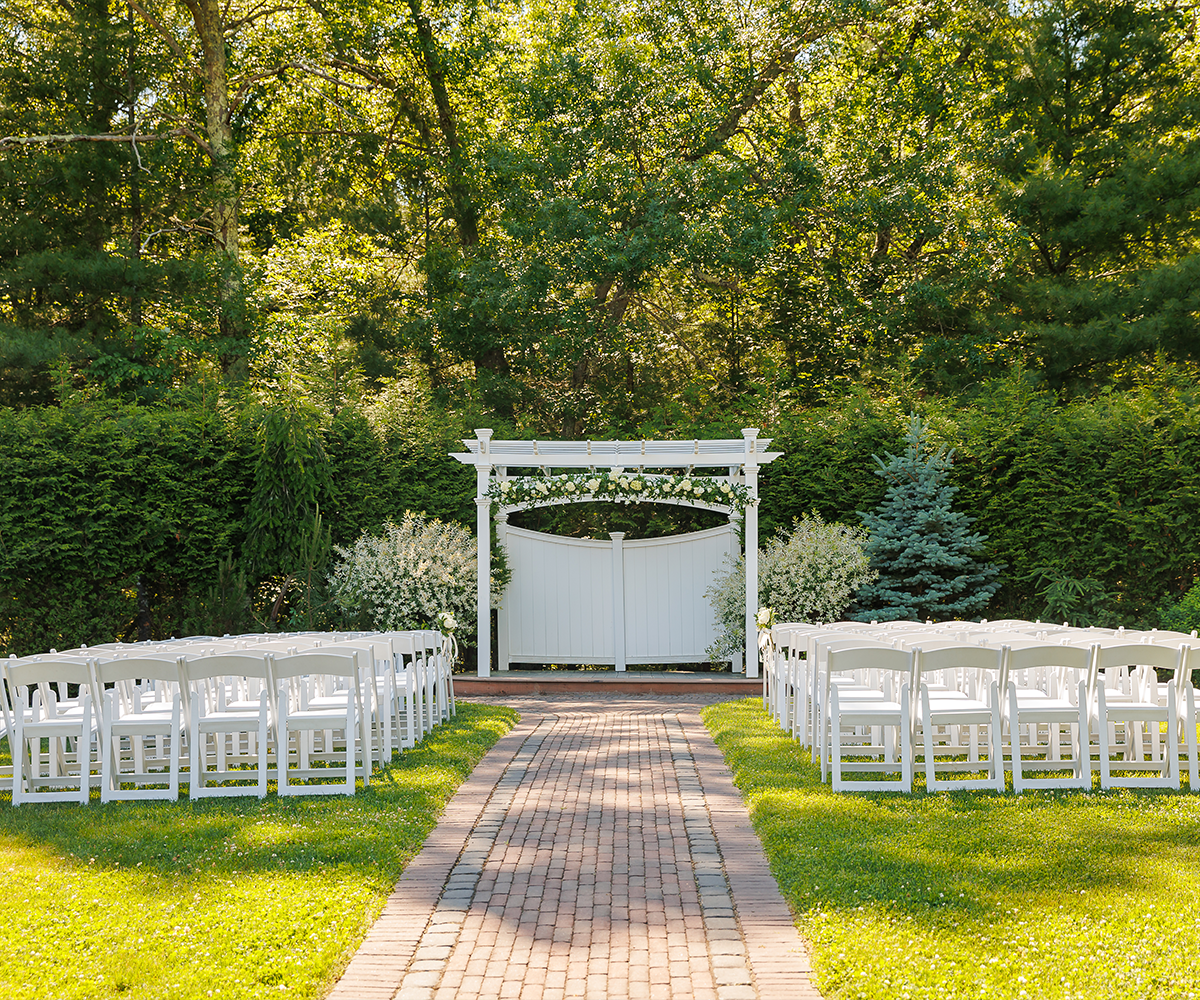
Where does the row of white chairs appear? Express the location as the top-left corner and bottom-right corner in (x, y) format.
(0, 630), (456, 803)
(761, 618), (1200, 793)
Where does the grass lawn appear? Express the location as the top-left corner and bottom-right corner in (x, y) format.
(703, 697), (1200, 1000)
(0, 702), (518, 1000)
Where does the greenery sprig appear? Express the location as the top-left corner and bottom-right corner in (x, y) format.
(486, 471), (753, 513)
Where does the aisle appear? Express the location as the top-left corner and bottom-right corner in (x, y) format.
(328, 695), (821, 1000)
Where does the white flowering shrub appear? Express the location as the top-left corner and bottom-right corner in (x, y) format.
(706, 515), (876, 660)
(328, 512), (502, 637)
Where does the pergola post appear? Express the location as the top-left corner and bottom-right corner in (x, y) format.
(742, 428), (760, 679)
(475, 429), (493, 677)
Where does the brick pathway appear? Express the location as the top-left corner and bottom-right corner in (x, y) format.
(328, 695), (822, 1000)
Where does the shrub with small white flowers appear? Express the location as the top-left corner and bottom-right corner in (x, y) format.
(705, 514), (875, 661)
(328, 512), (502, 638)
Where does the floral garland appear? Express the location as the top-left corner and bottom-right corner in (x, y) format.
(486, 470), (753, 514)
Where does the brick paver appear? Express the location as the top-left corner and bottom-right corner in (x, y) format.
(328, 695), (821, 1000)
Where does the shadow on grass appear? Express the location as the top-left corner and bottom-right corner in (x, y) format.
(0, 702), (519, 884)
(703, 698), (1200, 920)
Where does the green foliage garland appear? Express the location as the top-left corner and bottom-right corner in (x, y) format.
(487, 472), (752, 513)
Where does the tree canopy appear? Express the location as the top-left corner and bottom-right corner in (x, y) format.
(1, 0), (1193, 420)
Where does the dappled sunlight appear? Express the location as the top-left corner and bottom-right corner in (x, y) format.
(0, 703), (518, 1000)
(704, 697), (1200, 1000)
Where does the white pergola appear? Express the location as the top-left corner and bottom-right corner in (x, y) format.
(450, 429), (783, 677)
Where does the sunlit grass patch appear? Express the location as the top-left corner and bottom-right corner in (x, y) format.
(703, 698), (1200, 1000)
(0, 702), (517, 1000)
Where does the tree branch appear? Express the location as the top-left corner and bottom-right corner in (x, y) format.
(684, 5), (901, 162)
(126, 0), (190, 61)
(0, 129), (189, 148)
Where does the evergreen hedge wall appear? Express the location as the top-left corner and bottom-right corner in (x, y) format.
(761, 375), (1200, 627)
(0, 399), (476, 654)
(1, 373), (1197, 655)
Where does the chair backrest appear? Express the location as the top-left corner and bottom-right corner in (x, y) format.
(268, 649), (362, 683)
(95, 655), (183, 686)
(914, 644), (1004, 672)
(826, 645), (915, 699)
(1091, 642), (1186, 671)
(892, 632), (968, 649)
(178, 652), (271, 682)
(913, 643), (1003, 698)
(1091, 641), (1188, 701)
(7, 657), (97, 691)
(6, 657), (100, 719)
(1004, 643), (1091, 673)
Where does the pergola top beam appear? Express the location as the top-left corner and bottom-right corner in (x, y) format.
(451, 435), (781, 472)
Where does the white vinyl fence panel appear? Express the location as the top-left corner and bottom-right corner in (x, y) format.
(498, 523), (737, 669)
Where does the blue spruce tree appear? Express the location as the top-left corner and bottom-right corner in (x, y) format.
(851, 415), (1001, 621)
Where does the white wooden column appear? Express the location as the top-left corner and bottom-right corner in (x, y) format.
(475, 428), (493, 677)
(610, 531), (626, 672)
(728, 513), (743, 673)
(742, 427), (760, 679)
(496, 512), (510, 671)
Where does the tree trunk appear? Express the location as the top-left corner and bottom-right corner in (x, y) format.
(184, 0), (242, 342)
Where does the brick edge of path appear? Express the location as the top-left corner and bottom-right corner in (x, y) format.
(327, 705), (823, 1000)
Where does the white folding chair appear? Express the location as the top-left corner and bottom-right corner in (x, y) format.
(915, 645), (1005, 792)
(95, 656), (183, 802)
(8, 657), (100, 805)
(269, 649), (369, 795)
(814, 636), (897, 777)
(323, 638), (394, 762)
(1002, 643), (1093, 792)
(388, 632), (424, 748)
(178, 652), (272, 799)
(1092, 642), (1188, 790)
(825, 645), (914, 792)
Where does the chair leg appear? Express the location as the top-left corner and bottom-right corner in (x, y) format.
(830, 686), (842, 791)
(1188, 686), (1199, 790)
(1098, 686), (1112, 789)
(169, 700), (181, 800)
(989, 685), (1004, 791)
(922, 686), (937, 791)
(1008, 681), (1027, 792)
(346, 704), (356, 793)
(189, 701), (201, 799)
(257, 693), (269, 799)
(1167, 686), (1180, 789)
(1078, 680), (1091, 788)
(100, 694), (114, 805)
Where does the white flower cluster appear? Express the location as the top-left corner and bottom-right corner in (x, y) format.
(488, 471), (752, 512)
(705, 514), (876, 660)
(328, 512), (497, 636)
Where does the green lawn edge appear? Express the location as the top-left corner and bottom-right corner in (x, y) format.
(0, 701), (518, 1000)
(701, 697), (1200, 1000)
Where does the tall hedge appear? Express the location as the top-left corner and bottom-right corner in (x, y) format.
(760, 372), (1200, 626)
(1, 372), (1197, 654)
(0, 398), (475, 655)
(0, 401), (250, 654)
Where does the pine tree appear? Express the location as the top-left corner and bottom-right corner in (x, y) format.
(850, 415), (1000, 622)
